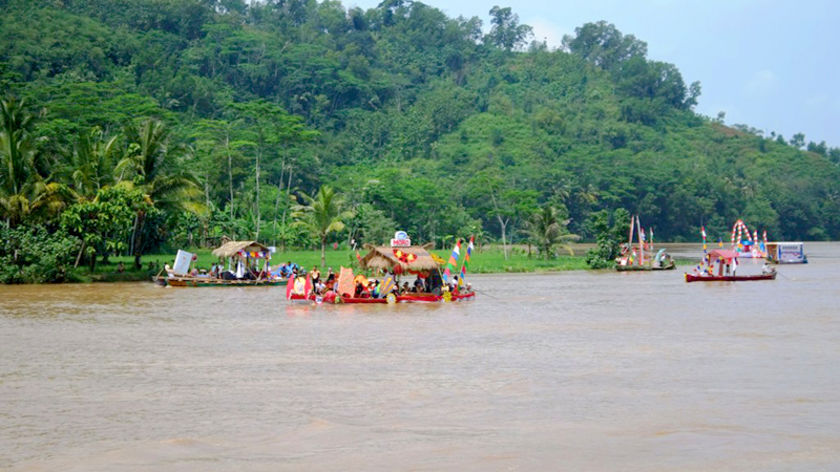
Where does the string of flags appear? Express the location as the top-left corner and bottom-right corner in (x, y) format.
(237, 250), (271, 259)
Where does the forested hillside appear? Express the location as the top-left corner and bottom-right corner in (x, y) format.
(2, 0), (839, 276)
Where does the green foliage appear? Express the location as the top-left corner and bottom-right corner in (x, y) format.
(60, 183), (150, 269)
(585, 208), (630, 268)
(0, 224), (80, 283)
(487, 6), (533, 51)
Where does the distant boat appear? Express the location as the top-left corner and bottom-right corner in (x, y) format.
(765, 242), (808, 264)
(730, 219), (769, 258)
(615, 215), (675, 271)
(685, 248), (777, 283)
(155, 241), (289, 287)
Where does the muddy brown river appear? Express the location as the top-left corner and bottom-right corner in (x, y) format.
(2, 243), (839, 470)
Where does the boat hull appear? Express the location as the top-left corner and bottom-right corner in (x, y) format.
(684, 272), (776, 282)
(616, 262), (676, 271)
(289, 292), (476, 304)
(164, 277), (287, 287)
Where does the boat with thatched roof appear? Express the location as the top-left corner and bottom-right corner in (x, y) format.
(157, 240), (288, 287)
(287, 232), (476, 303)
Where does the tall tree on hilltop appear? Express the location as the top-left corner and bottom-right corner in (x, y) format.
(487, 6), (533, 51)
(562, 21), (647, 70)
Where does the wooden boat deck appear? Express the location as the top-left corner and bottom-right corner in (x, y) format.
(163, 276), (287, 287)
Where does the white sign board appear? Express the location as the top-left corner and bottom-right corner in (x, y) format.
(172, 249), (194, 275)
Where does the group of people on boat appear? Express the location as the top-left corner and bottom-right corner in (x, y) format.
(305, 265), (473, 300)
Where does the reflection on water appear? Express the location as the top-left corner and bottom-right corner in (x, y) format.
(2, 243), (840, 471)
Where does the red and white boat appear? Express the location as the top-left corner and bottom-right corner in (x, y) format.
(685, 248), (777, 283)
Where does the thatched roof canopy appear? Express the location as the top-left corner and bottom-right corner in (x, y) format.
(360, 246), (440, 272)
(212, 240), (270, 258)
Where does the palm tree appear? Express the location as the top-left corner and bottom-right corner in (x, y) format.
(59, 127), (118, 199)
(0, 96), (74, 226)
(525, 205), (580, 259)
(292, 185), (354, 267)
(116, 118), (203, 267)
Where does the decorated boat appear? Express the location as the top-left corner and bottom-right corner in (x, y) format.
(685, 248), (777, 283)
(156, 241), (289, 287)
(615, 215), (675, 271)
(765, 241), (808, 264)
(730, 219), (768, 258)
(287, 232), (477, 304)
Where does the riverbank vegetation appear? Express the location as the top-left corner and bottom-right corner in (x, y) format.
(2, 0), (839, 283)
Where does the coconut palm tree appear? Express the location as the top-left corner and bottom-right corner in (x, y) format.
(292, 185), (354, 267)
(0, 96), (74, 226)
(59, 127), (118, 199)
(0, 96), (37, 225)
(525, 205), (579, 259)
(115, 118), (203, 267)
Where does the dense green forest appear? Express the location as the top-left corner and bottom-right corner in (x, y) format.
(2, 0), (839, 280)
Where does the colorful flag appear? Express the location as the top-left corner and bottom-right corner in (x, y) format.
(442, 239), (462, 283)
(701, 226), (707, 239)
(459, 236), (474, 283)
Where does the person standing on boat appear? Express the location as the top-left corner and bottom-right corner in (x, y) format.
(310, 266), (320, 287)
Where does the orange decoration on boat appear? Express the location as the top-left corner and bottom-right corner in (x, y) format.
(393, 249), (417, 263)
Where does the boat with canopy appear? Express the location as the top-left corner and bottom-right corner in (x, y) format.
(287, 232), (476, 304)
(157, 240), (288, 287)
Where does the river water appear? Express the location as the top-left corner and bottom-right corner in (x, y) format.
(2, 243), (839, 471)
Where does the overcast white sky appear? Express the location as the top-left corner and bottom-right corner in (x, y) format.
(348, 0), (840, 146)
